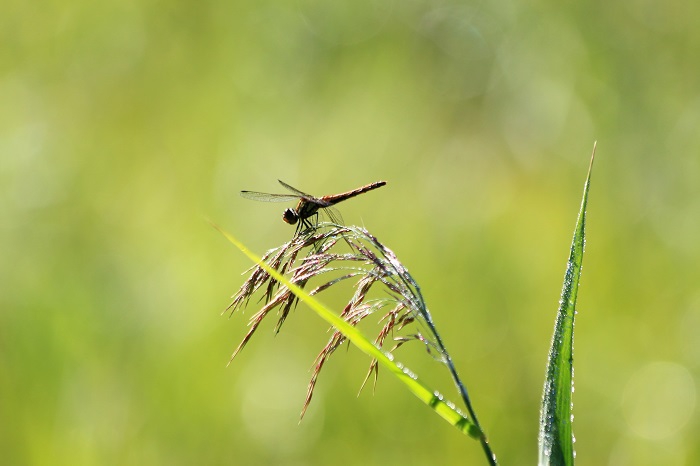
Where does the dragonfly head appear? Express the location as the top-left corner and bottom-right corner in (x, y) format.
(282, 208), (299, 225)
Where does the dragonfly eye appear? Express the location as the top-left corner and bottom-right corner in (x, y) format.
(282, 208), (298, 225)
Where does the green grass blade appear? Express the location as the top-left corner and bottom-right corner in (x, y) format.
(538, 145), (596, 466)
(214, 223), (482, 439)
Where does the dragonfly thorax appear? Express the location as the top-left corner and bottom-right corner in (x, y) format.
(282, 208), (299, 225)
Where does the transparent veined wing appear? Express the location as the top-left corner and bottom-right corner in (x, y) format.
(239, 191), (301, 203)
(277, 180), (331, 203)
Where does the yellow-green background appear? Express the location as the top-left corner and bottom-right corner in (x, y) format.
(2, 0), (699, 465)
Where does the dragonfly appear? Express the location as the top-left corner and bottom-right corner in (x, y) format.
(240, 180), (387, 233)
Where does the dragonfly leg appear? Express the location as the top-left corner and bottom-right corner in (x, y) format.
(296, 217), (312, 235)
(305, 215), (317, 231)
(294, 213), (320, 235)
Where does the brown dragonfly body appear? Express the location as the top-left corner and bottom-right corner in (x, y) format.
(241, 180), (386, 233)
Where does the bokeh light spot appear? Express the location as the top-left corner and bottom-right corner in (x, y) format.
(621, 361), (696, 440)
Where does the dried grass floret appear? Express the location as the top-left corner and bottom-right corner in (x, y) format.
(226, 223), (447, 416)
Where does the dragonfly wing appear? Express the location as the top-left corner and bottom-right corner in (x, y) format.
(322, 206), (345, 226)
(278, 180), (317, 201)
(240, 191), (301, 202)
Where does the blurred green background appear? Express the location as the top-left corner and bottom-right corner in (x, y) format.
(2, 0), (699, 464)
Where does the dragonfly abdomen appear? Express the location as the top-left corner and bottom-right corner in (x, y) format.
(321, 181), (387, 204)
